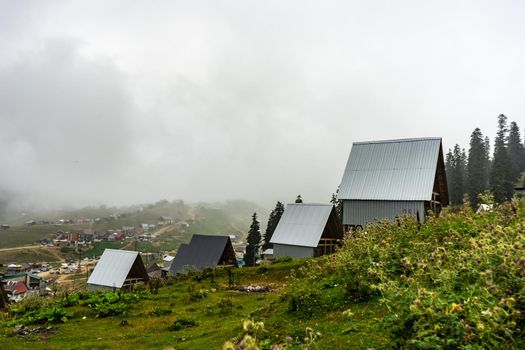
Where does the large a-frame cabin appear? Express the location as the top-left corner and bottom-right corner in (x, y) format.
(337, 137), (449, 229)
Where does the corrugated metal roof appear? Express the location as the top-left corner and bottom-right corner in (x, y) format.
(87, 249), (139, 288)
(270, 203), (333, 247)
(337, 138), (442, 201)
(170, 235), (233, 275)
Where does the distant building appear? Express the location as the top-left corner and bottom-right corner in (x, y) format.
(66, 232), (80, 243)
(6, 263), (30, 275)
(145, 262), (162, 278)
(162, 254), (175, 272)
(114, 232), (127, 240)
(170, 235), (237, 275)
(514, 179), (525, 198)
(270, 203), (344, 259)
(1, 272), (48, 301)
(337, 138), (449, 229)
(87, 249), (149, 291)
(80, 229), (94, 242)
(4, 280), (29, 302)
(261, 249), (274, 260)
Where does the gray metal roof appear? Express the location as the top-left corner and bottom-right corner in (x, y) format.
(170, 235), (234, 275)
(270, 203), (333, 247)
(87, 249), (139, 288)
(337, 138), (442, 201)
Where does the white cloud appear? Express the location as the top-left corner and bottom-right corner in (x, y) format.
(0, 0), (524, 210)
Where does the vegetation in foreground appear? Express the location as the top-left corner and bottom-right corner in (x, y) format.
(2, 200), (525, 349)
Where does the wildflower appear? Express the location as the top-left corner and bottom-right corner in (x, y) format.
(243, 320), (254, 332)
(342, 309), (354, 318)
(449, 303), (462, 314)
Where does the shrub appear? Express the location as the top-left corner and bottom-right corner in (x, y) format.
(168, 317), (197, 331)
(94, 302), (130, 318)
(272, 256), (293, 264)
(7, 307), (73, 326)
(188, 284), (208, 301)
(285, 201), (525, 348)
(150, 307), (172, 316)
(217, 298), (233, 315)
(257, 266), (270, 274)
(150, 277), (163, 294)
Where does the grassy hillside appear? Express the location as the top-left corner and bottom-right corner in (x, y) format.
(0, 259), (388, 349)
(0, 247), (62, 264)
(4, 201), (522, 348)
(0, 225), (65, 249)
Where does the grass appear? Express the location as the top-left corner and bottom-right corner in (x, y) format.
(0, 247), (61, 264)
(0, 259), (389, 350)
(0, 225), (58, 248)
(83, 241), (125, 258)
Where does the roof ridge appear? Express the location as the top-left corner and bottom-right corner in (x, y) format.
(105, 248), (138, 254)
(287, 203), (333, 206)
(353, 137), (441, 145)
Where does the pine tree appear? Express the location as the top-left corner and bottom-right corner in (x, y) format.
(262, 202), (284, 250)
(244, 212), (261, 266)
(466, 128), (490, 208)
(483, 136), (491, 187)
(330, 186), (343, 219)
(508, 121), (525, 182)
(446, 144), (467, 205)
(490, 114), (514, 203)
(295, 195), (303, 203)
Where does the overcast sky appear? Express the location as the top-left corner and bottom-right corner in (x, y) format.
(1, 1), (524, 210)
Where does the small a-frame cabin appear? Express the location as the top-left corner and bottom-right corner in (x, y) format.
(170, 235), (237, 275)
(270, 203), (344, 259)
(87, 249), (149, 291)
(337, 137), (449, 229)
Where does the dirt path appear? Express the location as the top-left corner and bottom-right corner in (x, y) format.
(153, 224), (176, 237)
(0, 245), (44, 252)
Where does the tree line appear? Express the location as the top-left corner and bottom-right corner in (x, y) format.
(446, 114), (525, 208)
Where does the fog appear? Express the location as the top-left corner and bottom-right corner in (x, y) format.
(1, 1), (525, 212)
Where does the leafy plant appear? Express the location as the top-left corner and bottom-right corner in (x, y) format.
(168, 317), (198, 331)
(6, 307), (72, 326)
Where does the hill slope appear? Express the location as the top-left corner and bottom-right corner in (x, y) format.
(0, 199), (267, 249)
(2, 201), (523, 349)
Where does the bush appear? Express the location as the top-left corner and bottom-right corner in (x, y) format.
(150, 277), (163, 294)
(94, 302), (129, 317)
(168, 317), (197, 331)
(272, 256), (292, 264)
(188, 284), (208, 301)
(79, 291), (150, 318)
(257, 266), (270, 274)
(150, 307), (172, 316)
(9, 296), (50, 318)
(217, 298), (233, 315)
(7, 307), (73, 326)
(287, 288), (325, 318)
(285, 201), (525, 348)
